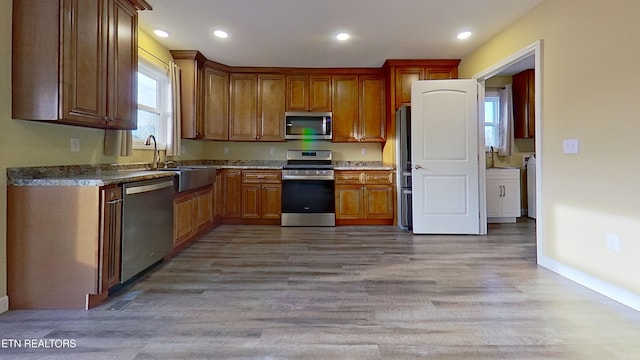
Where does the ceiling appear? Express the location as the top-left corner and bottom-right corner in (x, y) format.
(138, 0), (542, 68)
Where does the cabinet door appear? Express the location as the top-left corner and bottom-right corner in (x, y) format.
(261, 183), (282, 219)
(364, 185), (394, 219)
(485, 179), (502, 218)
(242, 184), (261, 219)
(286, 76), (308, 111)
(203, 66), (229, 140)
(309, 76), (332, 112)
(424, 67), (458, 80)
(513, 69), (535, 138)
(174, 194), (196, 246)
(222, 170), (242, 218)
(335, 185), (364, 219)
(257, 74), (286, 141)
(107, 0), (137, 129)
(61, 0), (108, 127)
(359, 76), (385, 142)
(171, 51), (205, 139)
(196, 187), (213, 230)
(229, 74), (258, 140)
(332, 76), (359, 142)
(101, 186), (122, 292)
(501, 180), (521, 218)
(395, 68), (424, 106)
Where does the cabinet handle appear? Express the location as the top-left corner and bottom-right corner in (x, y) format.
(106, 199), (122, 205)
(415, 165), (424, 169)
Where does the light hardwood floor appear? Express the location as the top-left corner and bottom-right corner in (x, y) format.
(2, 220), (640, 359)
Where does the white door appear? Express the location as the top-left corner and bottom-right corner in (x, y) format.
(411, 80), (480, 234)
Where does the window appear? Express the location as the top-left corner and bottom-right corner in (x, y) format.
(134, 60), (170, 149)
(484, 90), (500, 150)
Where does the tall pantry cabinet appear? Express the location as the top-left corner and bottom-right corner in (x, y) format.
(12, 0), (145, 130)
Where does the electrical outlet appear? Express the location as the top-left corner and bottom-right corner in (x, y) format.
(70, 138), (80, 152)
(270, 147), (275, 156)
(361, 148), (366, 156)
(606, 233), (621, 252)
(223, 147), (229, 154)
(563, 139), (579, 154)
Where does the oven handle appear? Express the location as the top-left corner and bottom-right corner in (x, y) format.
(282, 175), (335, 181)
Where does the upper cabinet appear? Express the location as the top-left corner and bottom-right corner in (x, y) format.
(229, 73), (285, 141)
(12, 0), (140, 130)
(171, 51), (231, 140)
(286, 75), (332, 112)
(512, 69), (535, 139)
(332, 75), (385, 142)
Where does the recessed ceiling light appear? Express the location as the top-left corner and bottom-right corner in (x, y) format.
(457, 31), (472, 40)
(336, 32), (350, 41)
(153, 29), (169, 38)
(213, 30), (228, 39)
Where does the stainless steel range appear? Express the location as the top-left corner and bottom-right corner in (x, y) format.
(281, 150), (335, 226)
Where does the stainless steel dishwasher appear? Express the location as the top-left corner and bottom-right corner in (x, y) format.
(121, 178), (174, 283)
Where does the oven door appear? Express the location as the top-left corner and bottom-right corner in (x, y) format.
(281, 179), (335, 226)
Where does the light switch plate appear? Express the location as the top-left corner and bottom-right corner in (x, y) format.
(563, 139), (579, 154)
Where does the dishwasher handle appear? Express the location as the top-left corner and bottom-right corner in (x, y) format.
(125, 180), (174, 195)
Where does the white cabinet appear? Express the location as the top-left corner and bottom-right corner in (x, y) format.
(486, 168), (521, 223)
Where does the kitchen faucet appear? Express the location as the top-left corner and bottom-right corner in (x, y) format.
(144, 135), (160, 170)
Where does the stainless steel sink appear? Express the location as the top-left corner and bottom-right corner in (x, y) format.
(157, 166), (216, 192)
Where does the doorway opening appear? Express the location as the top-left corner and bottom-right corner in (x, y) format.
(474, 40), (542, 263)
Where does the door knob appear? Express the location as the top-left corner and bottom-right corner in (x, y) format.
(414, 165), (424, 169)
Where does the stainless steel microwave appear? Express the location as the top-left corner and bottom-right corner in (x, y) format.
(284, 112), (332, 140)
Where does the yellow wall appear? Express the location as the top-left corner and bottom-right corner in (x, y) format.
(460, 0), (640, 296)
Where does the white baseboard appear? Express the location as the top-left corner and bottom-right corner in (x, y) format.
(0, 295), (8, 314)
(539, 256), (640, 312)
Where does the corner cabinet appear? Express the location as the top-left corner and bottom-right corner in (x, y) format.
(335, 170), (394, 225)
(172, 51), (231, 140)
(12, 0), (139, 130)
(486, 168), (521, 223)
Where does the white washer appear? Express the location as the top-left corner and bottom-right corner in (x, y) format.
(527, 155), (536, 219)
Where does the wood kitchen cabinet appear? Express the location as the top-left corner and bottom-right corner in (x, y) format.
(335, 170), (394, 225)
(229, 74), (286, 141)
(100, 186), (122, 292)
(12, 0), (140, 130)
(333, 75), (386, 142)
(241, 170), (282, 221)
(173, 185), (214, 248)
(286, 75), (332, 112)
(203, 64), (230, 140)
(513, 69), (535, 138)
(221, 169), (243, 219)
(486, 168), (521, 223)
(172, 51), (231, 140)
(7, 185), (126, 309)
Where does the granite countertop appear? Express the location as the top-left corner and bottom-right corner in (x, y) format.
(7, 161), (394, 187)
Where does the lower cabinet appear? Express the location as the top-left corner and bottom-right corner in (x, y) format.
(221, 169), (243, 218)
(486, 168), (521, 223)
(241, 170), (282, 222)
(173, 185), (213, 248)
(7, 185), (122, 309)
(335, 170), (394, 225)
(100, 186), (122, 292)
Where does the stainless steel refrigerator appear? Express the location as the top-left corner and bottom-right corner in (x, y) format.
(395, 105), (412, 230)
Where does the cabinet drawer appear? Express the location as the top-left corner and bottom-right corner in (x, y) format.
(335, 171), (362, 184)
(362, 171), (393, 184)
(242, 170), (281, 183)
(486, 168), (520, 181)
